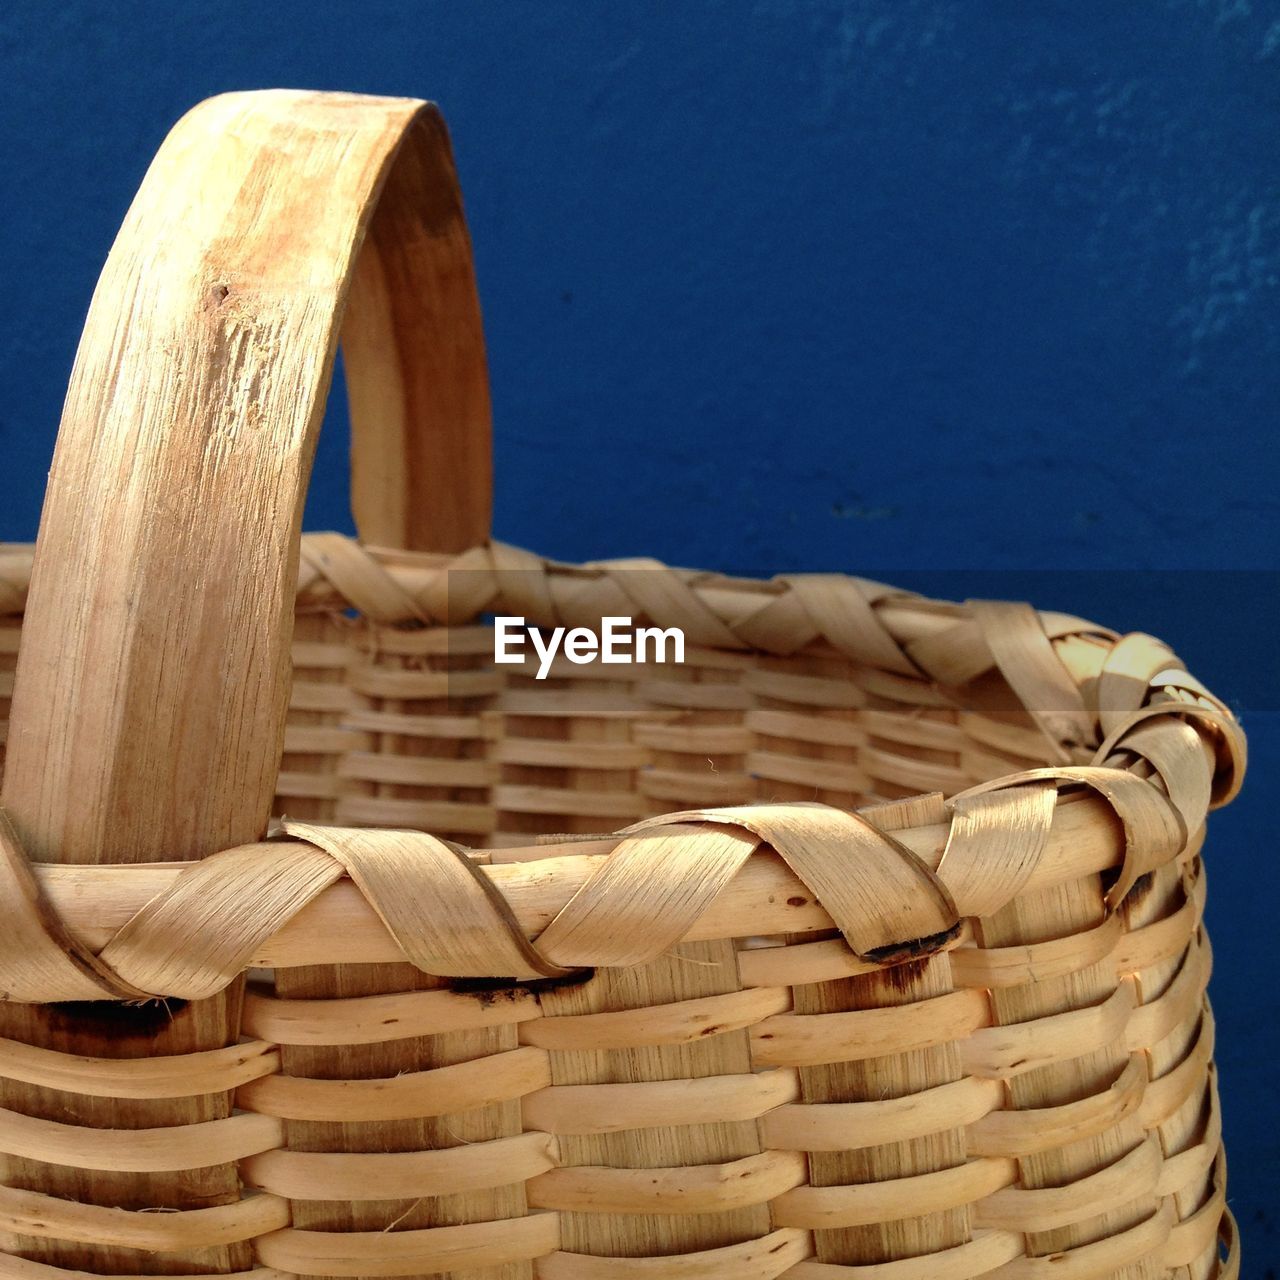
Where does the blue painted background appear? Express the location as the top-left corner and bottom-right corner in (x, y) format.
(1, 0), (1276, 1260)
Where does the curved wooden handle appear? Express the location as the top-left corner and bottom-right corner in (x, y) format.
(340, 102), (492, 553)
(4, 90), (490, 866)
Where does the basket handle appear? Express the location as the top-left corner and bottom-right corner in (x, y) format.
(4, 90), (490, 866)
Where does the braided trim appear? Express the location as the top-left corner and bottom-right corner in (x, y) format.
(4, 536), (1244, 771)
(0, 811), (149, 1002)
(0, 539), (1246, 1004)
(4, 537), (1112, 747)
(950, 766), (1187, 910)
(0, 745), (1217, 1005)
(625, 805), (962, 964)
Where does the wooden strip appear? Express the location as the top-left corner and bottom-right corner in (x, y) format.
(1159, 1152), (1226, 1269)
(493, 784), (650, 819)
(760, 1077), (1002, 1152)
(983, 1202), (1174, 1279)
(937, 783), (1056, 918)
(1112, 869), (1204, 975)
(970, 842), (1161, 1266)
(526, 1150), (807, 1216)
(960, 980), (1137, 1079)
(534, 929), (775, 1259)
(0, 1185), (289, 1251)
(956, 711), (1062, 762)
(0, 813), (128, 1001)
(628, 721), (752, 754)
(495, 738), (651, 769)
(335, 751), (495, 788)
(283, 820), (575, 980)
(742, 668), (868, 708)
(1155, 1105), (1220, 1198)
(629, 805), (960, 963)
(356, 624), (495, 656)
(339, 708), (493, 739)
(638, 768), (757, 806)
(0, 1108), (281, 1173)
(1124, 935), (1210, 1052)
(975, 1135), (1161, 1233)
(1108, 718), (1213, 836)
(1137, 1011), (1214, 1130)
(860, 752), (971, 799)
(949, 914), (1123, 988)
(288, 639), (356, 668)
(0, 1038), (278, 1099)
(955, 766), (1186, 909)
(236, 1046), (551, 1121)
(597, 562), (744, 650)
(750, 988), (989, 1069)
(288, 682), (363, 714)
(900, 619), (992, 687)
(519, 987), (790, 1051)
(274, 772), (341, 800)
(865, 715), (968, 758)
(736, 937), (923, 990)
(532, 825), (761, 967)
(97, 840), (342, 1000)
(744, 706), (867, 750)
(346, 667), (499, 699)
(296, 536), (423, 626)
(1094, 701), (1246, 809)
(968, 601), (1095, 756)
(498, 690), (681, 719)
(784, 1229), (1023, 1279)
(772, 1158), (1017, 1230)
(745, 752), (868, 793)
(241, 983), (542, 1045)
(0, 1262), (287, 1280)
(737, 931), (972, 988)
(333, 793), (496, 833)
(536, 1228), (812, 1279)
(241, 1130), (557, 1200)
(253, 1212), (559, 1276)
(967, 1054), (1147, 1158)
(520, 1068), (799, 1135)
(778, 575), (922, 675)
(1095, 633), (1181, 733)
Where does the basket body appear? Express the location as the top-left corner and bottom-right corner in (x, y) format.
(0, 91), (1243, 1279)
(0, 545), (1242, 1277)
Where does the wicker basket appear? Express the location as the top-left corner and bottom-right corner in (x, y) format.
(0, 90), (1247, 1280)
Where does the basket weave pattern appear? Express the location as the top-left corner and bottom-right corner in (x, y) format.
(0, 90), (1247, 1279)
(0, 537), (1245, 1278)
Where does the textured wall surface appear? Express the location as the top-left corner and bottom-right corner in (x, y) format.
(1, 0), (1276, 1252)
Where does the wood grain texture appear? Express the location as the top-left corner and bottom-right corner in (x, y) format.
(0, 89), (491, 1274)
(5, 88), (490, 865)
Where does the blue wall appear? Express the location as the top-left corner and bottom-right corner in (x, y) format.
(1, 0), (1276, 1254)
